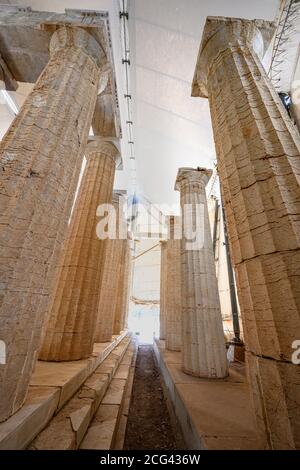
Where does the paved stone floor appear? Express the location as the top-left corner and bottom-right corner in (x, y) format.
(154, 339), (264, 450)
(124, 344), (183, 450)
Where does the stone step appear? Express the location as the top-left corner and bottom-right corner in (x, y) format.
(28, 334), (132, 450)
(0, 331), (129, 450)
(113, 339), (138, 450)
(79, 338), (137, 450)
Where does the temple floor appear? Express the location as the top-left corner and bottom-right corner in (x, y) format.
(154, 339), (264, 450)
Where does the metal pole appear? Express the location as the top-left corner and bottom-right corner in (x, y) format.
(221, 204), (241, 343)
(212, 198), (219, 257)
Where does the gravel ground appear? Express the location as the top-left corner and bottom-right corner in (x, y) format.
(124, 344), (184, 450)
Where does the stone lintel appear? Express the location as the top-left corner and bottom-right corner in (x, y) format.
(0, 8), (110, 82)
(0, 7), (121, 139)
(191, 16), (275, 98)
(0, 5), (32, 13)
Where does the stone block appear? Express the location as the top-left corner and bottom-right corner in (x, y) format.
(80, 404), (119, 450)
(0, 387), (60, 450)
(101, 379), (127, 405)
(28, 334), (130, 450)
(114, 364), (130, 380)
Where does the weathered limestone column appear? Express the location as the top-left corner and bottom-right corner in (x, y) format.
(113, 236), (131, 335)
(94, 194), (125, 342)
(40, 139), (120, 361)
(121, 238), (132, 330)
(175, 168), (228, 378)
(0, 26), (104, 422)
(192, 17), (300, 449)
(166, 216), (182, 351)
(159, 241), (168, 340)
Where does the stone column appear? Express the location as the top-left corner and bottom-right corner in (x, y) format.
(113, 236), (131, 335)
(121, 238), (132, 330)
(166, 216), (182, 351)
(159, 241), (168, 340)
(94, 194), (125, 342)
(175, 167), (228, 378)
(40, 139), (120, 361)
(0, 25), (104, 422)
(192, 17), (300, 449)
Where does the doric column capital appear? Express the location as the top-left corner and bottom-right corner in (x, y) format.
(85, 138), (121, 167)
(50, 25), (106, 69)
(192, 16), (275, 98)
(175, 167), (212, 192)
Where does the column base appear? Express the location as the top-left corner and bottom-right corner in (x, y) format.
(182, 365), (229, 379)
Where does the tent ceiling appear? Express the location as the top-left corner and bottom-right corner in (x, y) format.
(133, 0), (280, 206)
(0, 0), (281, 207)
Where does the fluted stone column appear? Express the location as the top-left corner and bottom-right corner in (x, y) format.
(175, 168), (228, 378)
(92, 78), (118, 138)
(166, 216), (182, 351)
(94, 194), (125, 342)
(40, 139), (120, 361)
(0, 26), (104, 422)
(113, 236), (131, 335)
(113, 242), (125, 335)
(121, 238), (132, 330)
(192, 16), (300, 449)
(159, 241), (168, 340)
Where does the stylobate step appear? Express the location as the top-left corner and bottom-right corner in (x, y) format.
(28, 334), (131, 450)
(80, 338), (137, 450)
(0, 331), (129, 450)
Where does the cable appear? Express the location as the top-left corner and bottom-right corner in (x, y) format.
(120, 0), (135, 162)
(268, 0), (300, 91)
(207, 162), (218, 199)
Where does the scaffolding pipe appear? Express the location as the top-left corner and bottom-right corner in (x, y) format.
(221, 205), (241, 343)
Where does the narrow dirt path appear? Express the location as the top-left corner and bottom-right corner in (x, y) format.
(124, 344), (183, 450)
